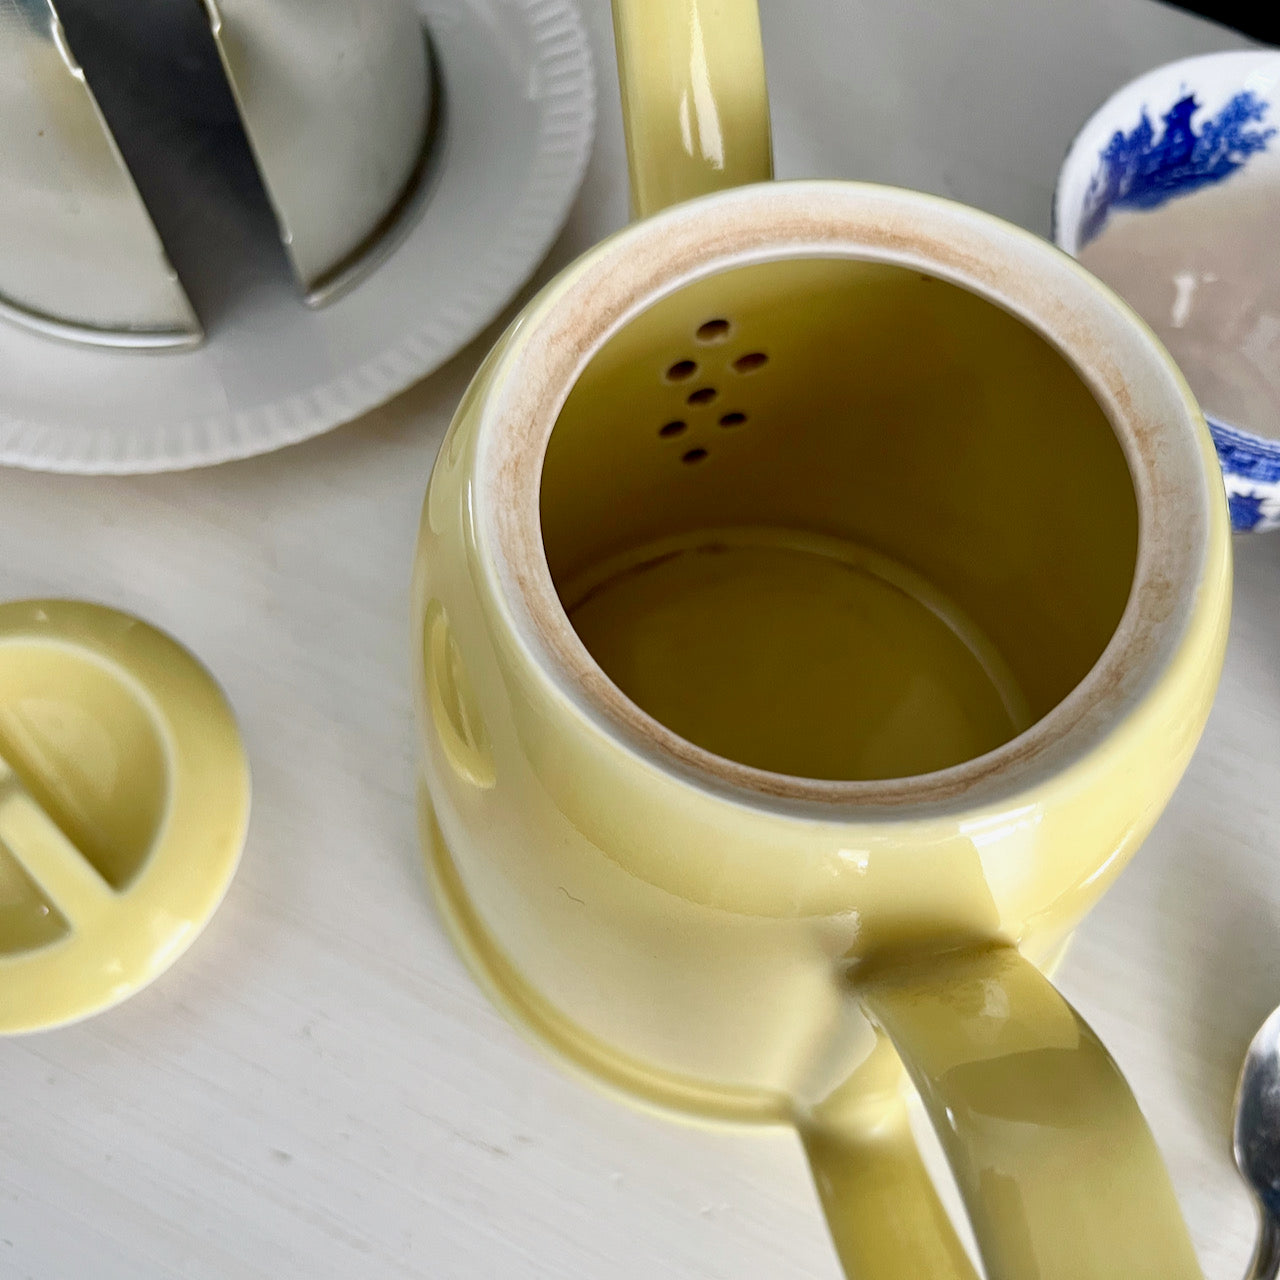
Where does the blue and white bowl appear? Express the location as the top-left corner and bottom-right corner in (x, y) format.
(1055, 51), (1280, 532)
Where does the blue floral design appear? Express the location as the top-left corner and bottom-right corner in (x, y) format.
(1079, 90), (1275, 245)
(1228, 489), (1267, 530)
(1209, 418), (1280, 484)
(1208, 418), (1280, 532)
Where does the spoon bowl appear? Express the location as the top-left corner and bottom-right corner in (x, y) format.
(1235, 1004), (1280, 1278)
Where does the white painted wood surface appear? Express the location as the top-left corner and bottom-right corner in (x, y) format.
(0, 2), (1268, 1276)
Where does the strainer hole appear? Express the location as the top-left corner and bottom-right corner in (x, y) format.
(732, 352), (768, 373)
(719, 412), (747, 428)
(666, 360), (697, 381)
(659, 420), (687, 438)
(696, 318), (731, 342)
(682, 448), (708, 464)
(687, 387), (717, 406)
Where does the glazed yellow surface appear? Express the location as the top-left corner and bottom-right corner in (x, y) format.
(565, 529), (1028, 781)
(413, 0), (1231, 1274)
(0, 601), (250, 1033)
(416, 278), (1225, 1270)
(541, 257), (1139, 731)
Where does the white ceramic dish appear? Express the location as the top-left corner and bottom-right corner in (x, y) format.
(0, 0), (594, 474)
(1055, 50), (1280, 532)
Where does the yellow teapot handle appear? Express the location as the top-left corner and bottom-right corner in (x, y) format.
(803, 944), (1204, 1279)
(611, 0), (774, 218)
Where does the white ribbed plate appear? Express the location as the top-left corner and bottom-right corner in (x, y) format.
(0, 0), (594, 473)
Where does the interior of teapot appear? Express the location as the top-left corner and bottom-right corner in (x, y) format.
(540, 256), (1138, 781)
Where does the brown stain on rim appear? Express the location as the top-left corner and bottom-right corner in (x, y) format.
(484, 183), (1215, 810)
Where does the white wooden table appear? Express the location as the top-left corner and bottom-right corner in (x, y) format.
(0, 2), (1269, 1276)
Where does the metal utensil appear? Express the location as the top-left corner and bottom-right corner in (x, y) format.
(0, 0), (432, 348)
(1235, 1004), (1280, 1278)
(0, 0), (200, 347)
(203, 0), (432, 299)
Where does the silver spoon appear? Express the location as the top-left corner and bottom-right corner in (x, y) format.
(1235, 1005), (1280, 1279)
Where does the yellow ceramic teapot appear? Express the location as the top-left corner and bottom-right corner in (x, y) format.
(413, 2), (1231, 1274)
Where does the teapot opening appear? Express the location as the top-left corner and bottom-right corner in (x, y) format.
(539, 254), (1138, 783)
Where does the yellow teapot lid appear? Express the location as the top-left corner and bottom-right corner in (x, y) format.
(0, 600), (249, 1033)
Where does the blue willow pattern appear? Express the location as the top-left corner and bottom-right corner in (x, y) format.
(1208, 419), (1280, 533)
(1080, 91), (1275, 245)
